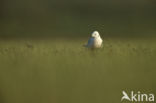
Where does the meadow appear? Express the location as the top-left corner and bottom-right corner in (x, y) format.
(0, 38), (156, 103)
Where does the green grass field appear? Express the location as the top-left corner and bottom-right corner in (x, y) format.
(0, 38), (156, 103)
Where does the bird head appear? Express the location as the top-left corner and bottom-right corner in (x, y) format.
(91, 31), (100, 38)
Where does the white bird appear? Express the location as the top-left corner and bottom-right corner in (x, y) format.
(85, 31), (103, 49)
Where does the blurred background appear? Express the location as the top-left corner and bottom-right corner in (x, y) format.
(0, 0), (156, 38)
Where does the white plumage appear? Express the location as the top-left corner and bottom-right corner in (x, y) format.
(85, 31), (103, 49)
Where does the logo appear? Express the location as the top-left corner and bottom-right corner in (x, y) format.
(121, 91), (154, 102)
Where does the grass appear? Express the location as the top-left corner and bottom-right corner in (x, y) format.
(0, 38), (156, 103)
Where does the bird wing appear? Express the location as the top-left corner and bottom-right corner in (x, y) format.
(86, 37), (94, 47)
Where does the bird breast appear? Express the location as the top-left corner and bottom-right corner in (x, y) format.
(93, 37), (103, 48)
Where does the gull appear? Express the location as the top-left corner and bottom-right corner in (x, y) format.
(84, 31), (103, 49)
